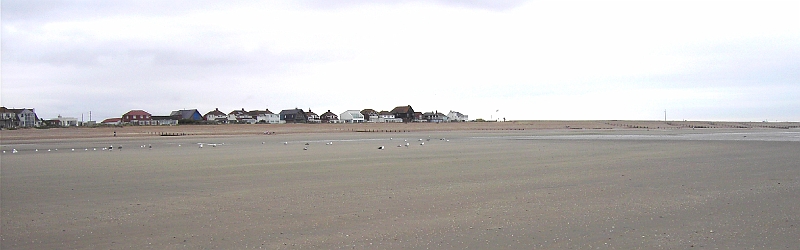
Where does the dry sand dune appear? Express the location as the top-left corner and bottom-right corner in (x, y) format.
(2, 124), (799, 249)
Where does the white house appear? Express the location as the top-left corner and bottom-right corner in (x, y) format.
(447, 110), (469, 122)
(204, 108), (227, 123)
(249, 110), (281, 124)
(377, 111), (402, 123)
(55, 115), (79, 127)
(339, 110), (365, 123)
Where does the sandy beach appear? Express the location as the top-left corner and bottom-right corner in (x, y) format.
(2, 123), (799, 249)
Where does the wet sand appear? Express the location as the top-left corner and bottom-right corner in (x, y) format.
(2, 128), (799, 249)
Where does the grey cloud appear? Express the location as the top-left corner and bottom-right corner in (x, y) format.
(298, 0), (529, 11)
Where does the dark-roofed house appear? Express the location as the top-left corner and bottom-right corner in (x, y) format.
(423, 111), (448, 123)
(390, 105), (415, 123)
(122, 110), (152, 125)
(204, 108), (227, 123)
(361, 109), (378, 122)
(170, 109), (203, 121)
(279, 108), (307, 123)
(1, 107), (17, 129)
(320, 110), (339, 123)
(306, 109), (320, 123)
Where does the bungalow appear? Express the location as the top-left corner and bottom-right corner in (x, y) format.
(339, 110), (365, 123)
(360, 109), (378, 122)
(151, 116), (178, 126)
(170, 109), (203, 121)
(122, 110), (152, 125)
(53, 115), (79, 127)
(320, 110), (339, 123)
(102, 118), (122, 126)
(279, 108), (307, 123)
(447, 110), (469, 122)
(204, 108), (227, 123)
(390, 105), (415, 123)
(306, 109), (321, 123)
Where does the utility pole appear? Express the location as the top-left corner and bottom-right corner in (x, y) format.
(664, 109), (667, 122)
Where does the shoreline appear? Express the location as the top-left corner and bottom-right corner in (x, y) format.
(2, 120), (799, 143)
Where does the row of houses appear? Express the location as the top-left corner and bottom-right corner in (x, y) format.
(1, 105), (469, 128)
(104, 105), (469, 126)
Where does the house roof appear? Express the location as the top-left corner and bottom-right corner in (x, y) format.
(102, 118), (121, 123)
(378, 111), (392, 115)
(205, 108), (226, 117)
(229, 109), (247, 115)
(4, 108), (35, 114)
(247, 110), (274, 116)
(321, 110), (338, 117)
(170, 109), (200, 119)
(361, 109), (377, 115)
(123, 110), (151, 116)
(279, 109), (305, 115)
(391, 105), (413, 114)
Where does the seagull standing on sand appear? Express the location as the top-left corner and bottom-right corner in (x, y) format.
(378, 146), (384, 150)
(284, 142), (288, 145)
(303, 146), (308, 150)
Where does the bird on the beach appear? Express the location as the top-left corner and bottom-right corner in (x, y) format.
(262, 142), (265, 144)
(93, 148), (97, 151)
(2, 150), (5, 154)
(390, 138), (393, 140)
(13, 149), (18, 153)
(305, 142), (310, 145)
(420, 142), (425, 146)
(199, 144), (204, 148)
(85, 148), (88, 151)
(303, 147), (308, 150)
(72, 149), (75, 151)
(326, 141), (333, 145)
(378, 146), (384, 150)
(35, 149), (39, 152)
(284, 142), (288, 145)
(405, 143), (409, 147)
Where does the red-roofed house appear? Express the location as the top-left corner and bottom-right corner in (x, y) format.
(122, 110), (152, 125)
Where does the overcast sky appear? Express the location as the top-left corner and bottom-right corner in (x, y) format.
(2, 0), (798, 121)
